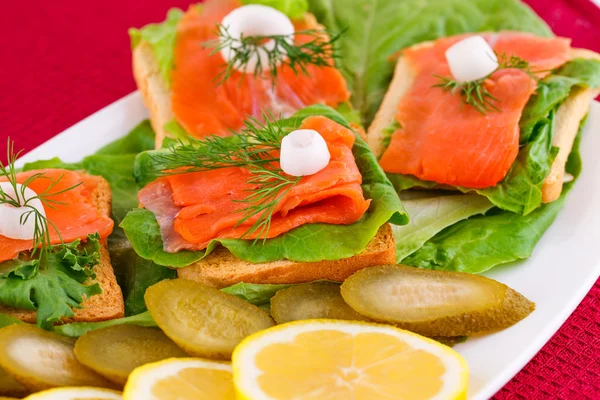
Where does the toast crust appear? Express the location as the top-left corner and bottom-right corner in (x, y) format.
(0, 175), (125, 324)
(367, 42), (600, 202)
(542, 48), (600, 202)
(133, 41), (173, 149)
(132, 12), (324, 149)
(177, 223), (396, 289)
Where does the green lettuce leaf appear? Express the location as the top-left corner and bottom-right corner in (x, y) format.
(0, 313), (24, 329)
(129, 8), (184, 87)
(23, 121), (174, 317)
(221, 282), (294, 306)
(243, 0), (308, 19)
(123, 105), (407, 267)
(0, 234), (102, 330)
(402, 117), (587, 273)
(393, 194), (493, 262)
(401, 193), (568, 273)
(308, 0), (551, 125)
(520, 58), (600, 142)
(54, 310), (157, 338)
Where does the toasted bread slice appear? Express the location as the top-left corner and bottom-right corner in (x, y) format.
(542, 49), (600, 202)
(0, 175), (125, 324)
(368, 42), (600, 202)
(177, 223), (396, 289)
(132, 12), (325, 149)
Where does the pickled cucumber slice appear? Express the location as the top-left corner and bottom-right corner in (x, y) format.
(0, 325), (116, 392)
(270, 282), (370, 324)
(145, 279), (275, 360)
(74, 325), (189, 385)
(341, 265), (535, 337)
(0, 366), (27, 398)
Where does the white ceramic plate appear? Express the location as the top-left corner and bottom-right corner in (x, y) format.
(15, 92), (600, 399)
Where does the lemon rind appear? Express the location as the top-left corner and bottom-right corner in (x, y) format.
(123, 357), (231, 400)
(24, 387), (122, 400)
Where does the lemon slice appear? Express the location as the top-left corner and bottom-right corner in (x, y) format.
(24, 387), (122, 399)
(233, 320), (469, 400)
(123, 358), (235, 400)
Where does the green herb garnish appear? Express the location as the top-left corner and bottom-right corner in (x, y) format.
(0, 140), (103, 329)
(433, 53), (537, 114)
(206, 25), (344, 86)
(0, 139), (81, 260)
(149, 114), (302, 241)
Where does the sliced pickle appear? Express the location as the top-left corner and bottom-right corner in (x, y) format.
(145, 279), (275, 360)
(341, 265), (535, 337)
(0, 366), (27, 398)
(270, 282), (370, 324)
(74, 325), (189, 385)
(0, 325), (116, 392)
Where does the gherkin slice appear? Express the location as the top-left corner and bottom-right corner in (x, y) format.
(341, 265), (534, 337)
(0, 366), (27, 398)
(270, 282), (370, 324)
(74, 325), (188, 385)
(145, 279), (275, 360)
(0, 325), (116, 392)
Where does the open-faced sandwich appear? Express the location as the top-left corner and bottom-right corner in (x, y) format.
(122, 106), (408, 288)
(365, 32), (600, 271)
(0, 156), (124, 329)
(130, 0), (351, 147)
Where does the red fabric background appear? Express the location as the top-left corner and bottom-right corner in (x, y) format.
(0, 1), (599, 398)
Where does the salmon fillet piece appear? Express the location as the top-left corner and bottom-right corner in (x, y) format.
(139, 116), (370, 252)
(0, 170), (114, 262)
(171, 0), (350, 138)
(378, 32), (571, 189)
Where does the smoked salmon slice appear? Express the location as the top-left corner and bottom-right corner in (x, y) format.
(378, 32), (571, 189)
(170, 0), (350, 139)
(138, 116), (371, 252)
(0, 170), (114, 263)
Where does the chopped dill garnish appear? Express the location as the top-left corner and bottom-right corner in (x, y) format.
(205, 25), (345, 86)
(149, 114), (302, 241)
(0, 139), (81, 261)
(433, 52), (538, 114)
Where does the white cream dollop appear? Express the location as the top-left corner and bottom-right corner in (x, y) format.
(0, 182), (46, 240)
(280, 129), (331, 177)
(445, 36), (498, 83)
(220, 5), (295, 74)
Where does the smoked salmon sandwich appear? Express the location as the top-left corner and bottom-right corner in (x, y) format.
(365, 32), (600, 272)
(370, 32), (600, 206)
(0, 149), (124, 329)
(121, 106), (408, 288)
(130, 0), (350, 148)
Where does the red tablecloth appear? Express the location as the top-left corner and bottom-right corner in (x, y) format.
(1, 1), (599, 398)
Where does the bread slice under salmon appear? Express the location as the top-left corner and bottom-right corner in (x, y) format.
(0, 175), (125, 324)
(367, 44), (600, 203)
(177, 223), (396, 289)
(132, 13), (326, 149)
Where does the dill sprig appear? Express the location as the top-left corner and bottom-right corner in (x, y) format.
(433, 52), (537, 114)
(150, 114), (302, 241)
(206, 25), (344, 86)
(0, 139), (81, 260)
(433, 76), (500, 114)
